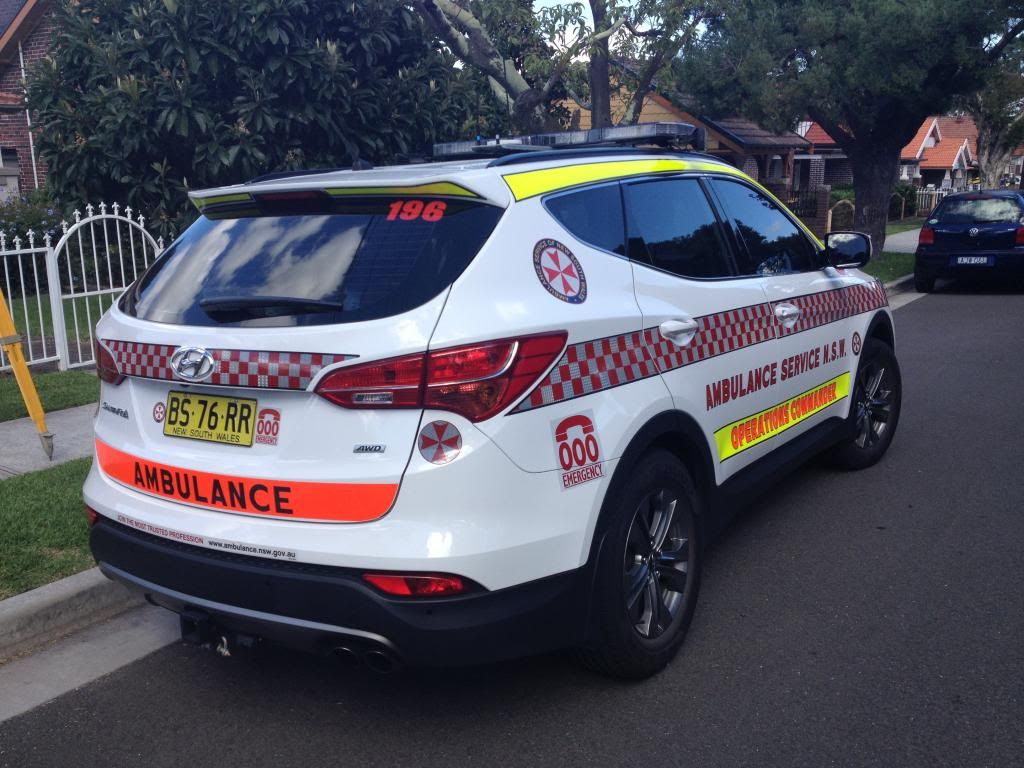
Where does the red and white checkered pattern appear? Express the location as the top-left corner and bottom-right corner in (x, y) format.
(515, 330), (660, 410)
(514, 302), (776, 412)
(774, 281), (888, 337)
(514, 283), (888, 413)
(103, 340), (351, 390)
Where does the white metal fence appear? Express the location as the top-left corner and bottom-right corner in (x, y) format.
(0, 203), (163, 373)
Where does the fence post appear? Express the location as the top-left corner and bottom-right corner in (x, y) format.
(44, 236), (70, 371)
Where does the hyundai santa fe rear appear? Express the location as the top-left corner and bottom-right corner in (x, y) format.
(87, 123), (902, 678)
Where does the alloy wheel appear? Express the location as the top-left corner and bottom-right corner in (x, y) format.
(622, 489), (691, 639)
(854, 360), (894, 449)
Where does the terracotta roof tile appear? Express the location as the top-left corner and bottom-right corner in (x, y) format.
(919, 138), (970, 170)
(804, 122), (837, 147)
(934, 115), (977, 159)
(901, 119), (936, 161)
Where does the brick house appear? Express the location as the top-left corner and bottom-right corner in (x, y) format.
(0, 0), (53, 200)
(794, 121), (853, 189)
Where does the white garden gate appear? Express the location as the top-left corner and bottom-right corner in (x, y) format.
(0, 203), (164, 373)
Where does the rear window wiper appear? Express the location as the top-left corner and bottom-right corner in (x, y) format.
(199, 295), (344, 320)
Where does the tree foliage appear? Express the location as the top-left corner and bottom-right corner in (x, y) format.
(682, 0), (1024, 248)
(28, 0), (466, 234)
(413, 0), (714, 133)
(962, 47), (1024, 188)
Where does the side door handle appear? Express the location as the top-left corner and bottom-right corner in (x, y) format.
(774, 302), (801, 329)
(659, 317), (699, 347)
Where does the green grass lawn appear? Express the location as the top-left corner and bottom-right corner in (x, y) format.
(0, 458), (94, 600)
(862, 251), (914, 283)
(885, 217), (926, 236)
(0, 369), (99, 422)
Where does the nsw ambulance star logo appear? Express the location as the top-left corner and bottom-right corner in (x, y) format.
(418, 421), (462, 464)
(533, 238), (587, 304)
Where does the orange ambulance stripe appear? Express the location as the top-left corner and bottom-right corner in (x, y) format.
(95, 440), (397, 523)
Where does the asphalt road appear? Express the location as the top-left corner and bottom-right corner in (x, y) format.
(3, 285), (1024, 768)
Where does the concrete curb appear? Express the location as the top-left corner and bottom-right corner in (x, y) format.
(0, 567), (143, 662)
(884, 273), (915, 294)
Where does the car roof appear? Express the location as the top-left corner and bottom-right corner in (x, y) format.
(946, 189), (1023, 200)
(190, 149), (741, 211)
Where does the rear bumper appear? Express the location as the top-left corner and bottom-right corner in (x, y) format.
(90, 517), (593, 666)
(915, 248), (1024, 278)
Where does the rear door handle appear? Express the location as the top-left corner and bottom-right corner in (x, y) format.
(659, 318), (699, 347)
(774, 303), (801, 328)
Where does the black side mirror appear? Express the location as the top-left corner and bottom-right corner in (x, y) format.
(825, 231), (872, 269)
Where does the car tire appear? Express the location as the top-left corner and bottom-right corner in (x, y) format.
(577, 450), (702, 680)
(829, 338), (902, 471)
(913, 270), (934, 293)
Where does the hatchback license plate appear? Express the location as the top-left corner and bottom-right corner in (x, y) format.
(163, 391), (257, 447)
(954, 256), (992, 266)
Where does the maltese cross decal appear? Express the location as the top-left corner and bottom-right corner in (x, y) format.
(533, 238), (587, 304)
(418, 421), (463, 465)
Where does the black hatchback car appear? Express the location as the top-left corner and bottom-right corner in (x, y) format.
(914, 189), (1024, 292)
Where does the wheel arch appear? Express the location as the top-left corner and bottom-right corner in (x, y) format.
(578, 409), (715, 646)
(865, 310), (895, 352)
(592, 410), (715, 553)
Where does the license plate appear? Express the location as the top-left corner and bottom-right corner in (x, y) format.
(163, 391), (257, 447)
(954, 256), (991, 266)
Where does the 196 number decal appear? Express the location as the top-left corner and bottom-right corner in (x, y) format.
(386, 200), (447, 222)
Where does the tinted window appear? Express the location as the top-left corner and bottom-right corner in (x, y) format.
(712, 179), (820, 275)
(933, 197), (1022, 224)
(623, 178), (733, 279)
(122, 198), (502, 327)
(545, 184), (626, 255)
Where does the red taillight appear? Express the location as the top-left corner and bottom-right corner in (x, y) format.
(94, 340), (123, 385)
(918, 226), (935, 246)
(84, 506), (99, 527)
(1016, 227), (1024, 246)
(363, 573), (465, 597)
(315, 332), (567, 421)
(315, 353), (424, 408)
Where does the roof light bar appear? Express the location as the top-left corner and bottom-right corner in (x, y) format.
(433, 122), (704, 158)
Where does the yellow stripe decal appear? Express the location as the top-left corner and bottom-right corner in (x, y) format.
(505, 157), (823, 247)
(191, 192), (253, 210)
(325, 182), (479, 198)
(714, 372), (851, 461)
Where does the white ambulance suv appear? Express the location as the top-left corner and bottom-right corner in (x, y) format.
(86, 124), (901, 678)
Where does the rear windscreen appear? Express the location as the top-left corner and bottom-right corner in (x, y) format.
(121, 197), (503, 327)
(933, 197), (1023, 224)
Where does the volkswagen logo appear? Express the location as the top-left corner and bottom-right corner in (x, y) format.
(968, 227), (980, 238)
(169, 347), (215, 382)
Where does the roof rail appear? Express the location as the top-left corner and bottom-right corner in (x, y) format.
(488, 146), (717, 168)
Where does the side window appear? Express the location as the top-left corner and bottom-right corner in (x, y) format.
(711, 179), (820, 275)
(545, 183), (626, 255)
(623, 178), (733, 279)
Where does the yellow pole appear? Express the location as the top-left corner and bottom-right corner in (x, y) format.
(0, 286), (53, 459)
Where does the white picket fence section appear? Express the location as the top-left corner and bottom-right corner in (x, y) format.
(0, 203), (164, 373)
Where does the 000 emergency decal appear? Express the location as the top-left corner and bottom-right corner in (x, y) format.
(714, 373), (851, 461)
(95, 440), (397, 522)
(553, 411), (603, 489)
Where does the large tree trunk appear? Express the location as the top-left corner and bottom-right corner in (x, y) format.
(976, 127), (1014, 188)
(848, 146), (900, 254)
(589, 0), (612, 129)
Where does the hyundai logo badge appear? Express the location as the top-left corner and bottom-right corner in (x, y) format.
(170, 347), (215, 382)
